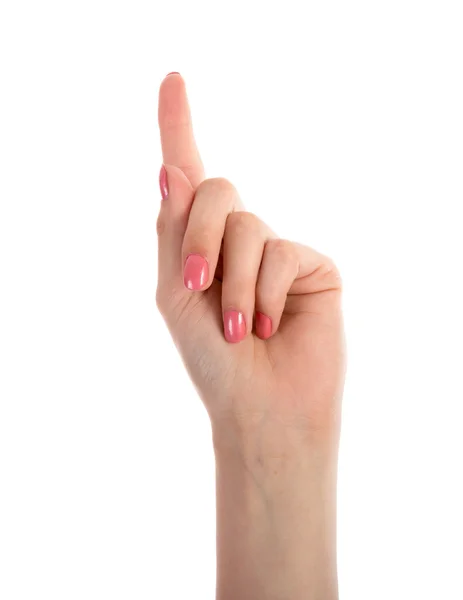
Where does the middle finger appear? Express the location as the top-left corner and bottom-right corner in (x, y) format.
(182, 178), (243, 292)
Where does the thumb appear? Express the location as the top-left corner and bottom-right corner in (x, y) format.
(156, 164), (195, 299)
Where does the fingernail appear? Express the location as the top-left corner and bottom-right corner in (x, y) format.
(166, 71), (180, 76)
(159, 165), (168, 200)
(184, 254), (209, 291)
(224, 310), (246, 343)
(256, 312), (272, 339)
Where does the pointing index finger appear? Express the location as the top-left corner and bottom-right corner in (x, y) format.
(158, 73), (205, 189)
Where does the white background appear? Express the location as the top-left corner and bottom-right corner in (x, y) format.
(1, 1), (462, 598)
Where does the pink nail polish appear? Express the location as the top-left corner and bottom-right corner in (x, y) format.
(224, 310), (246, 343)
(166, 71), (180, 76)
(256, 312), (272, 339)
(184, 254), (209, 290)
(159, 165), (168, 200)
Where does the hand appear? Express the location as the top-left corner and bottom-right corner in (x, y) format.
(156, 73), (345, 451)
(156, 73), (345, 600)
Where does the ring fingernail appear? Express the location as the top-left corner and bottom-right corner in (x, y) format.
(224, 310), (246, 343)
(256, 312), (272, 339)
(184, 254), (209, 291)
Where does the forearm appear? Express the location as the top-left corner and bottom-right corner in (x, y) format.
(213, 420), (339, 600)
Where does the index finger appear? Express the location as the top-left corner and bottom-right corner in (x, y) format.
(158, 73), (205, 189)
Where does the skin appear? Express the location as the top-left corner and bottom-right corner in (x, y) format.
(156, 73), (346, 600)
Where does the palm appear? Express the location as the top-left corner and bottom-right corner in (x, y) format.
(169, 276), (344, 428)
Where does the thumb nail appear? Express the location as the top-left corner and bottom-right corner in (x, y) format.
(159, 165), (169, 200)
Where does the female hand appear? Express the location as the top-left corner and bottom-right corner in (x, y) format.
(156, 73), (345, 600)
(157, 73), (345, 450)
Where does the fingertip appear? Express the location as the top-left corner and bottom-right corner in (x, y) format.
(184, 254), (209, 291)
(159, 73), (187, 112)
(161, 72), (183, 89)
(255, 312), (273, 340)
(224, 310), (247, 344)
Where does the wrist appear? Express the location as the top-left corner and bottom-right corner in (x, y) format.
(212, 414), (339, 600)
(211, 408), (340, 473)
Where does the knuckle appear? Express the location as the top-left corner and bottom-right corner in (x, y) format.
(319, 256), (343, 290)
(266, 239), (297, 266)
(196, 177), (237, 201)
(258, 284), (281, 308)
(226, 211), (261, 237)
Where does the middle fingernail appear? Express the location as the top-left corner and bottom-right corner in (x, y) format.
(224, 310), (246, 343)
(184, 254), (209, 291)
